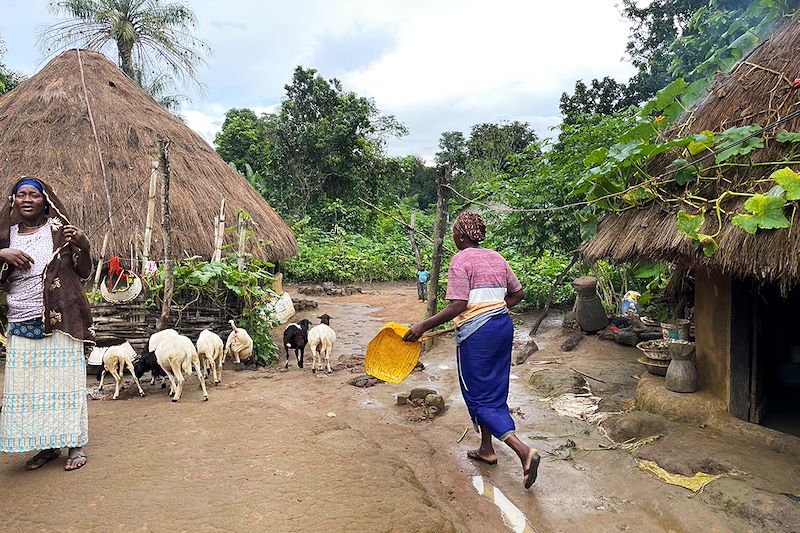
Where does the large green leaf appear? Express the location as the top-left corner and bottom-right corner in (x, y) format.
(698, 234), (718, 257)
(776, 132), (800, 143)
(714, 125), (764, 163)
(731, 194), (790, 234)
(676, 210), (702, 240)
(687, 131), (715, 156)
(770, 167), (800, 201)
(640, 79), (689, 121)
(667, 158), (699, 186)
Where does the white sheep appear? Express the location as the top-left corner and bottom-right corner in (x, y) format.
(98, 341), (146, 400)
(196, 329), (224, 384)
(224, 319), (253, 364)
(308, 314), (336, 374)
(150, 329), (209, 402)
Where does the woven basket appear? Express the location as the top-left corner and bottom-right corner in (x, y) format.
(636, 339), (671, 361)
(365, 322), (422, 384)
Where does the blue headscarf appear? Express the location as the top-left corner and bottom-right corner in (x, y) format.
(12, 178), (45, 195)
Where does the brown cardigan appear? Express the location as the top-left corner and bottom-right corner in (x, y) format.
(0, 178), (95, 345)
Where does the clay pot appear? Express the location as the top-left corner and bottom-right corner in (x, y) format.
(572, 276), (609, 333)
(665, 340), (698, 393)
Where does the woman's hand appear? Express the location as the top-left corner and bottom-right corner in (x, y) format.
(0, 248), (34, 270)
(64, 225), (90, 251)
(403, 323), (428, 343)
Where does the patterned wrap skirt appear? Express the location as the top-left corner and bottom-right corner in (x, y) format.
(0, 332), (88, 453)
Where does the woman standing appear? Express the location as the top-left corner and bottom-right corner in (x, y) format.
(0, 177), (95, 471)
(404, 212), (540, 488)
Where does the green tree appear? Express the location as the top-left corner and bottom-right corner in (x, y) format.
(40, 0), (209, 86)
(559, 78), (634, 125)
(214, 66), (407, 222)
(466, 121), (539, 177)
(0, 36), (24, 95)
(214, 108), (272, 175)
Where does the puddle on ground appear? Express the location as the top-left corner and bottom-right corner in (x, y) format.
(472, 476), (537, 533)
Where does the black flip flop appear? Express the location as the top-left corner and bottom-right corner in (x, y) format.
(467, 450), (498, 466)
(524, 452), (541, 489)
(65, 450), (87, 471)
(24, 449), (60, 471)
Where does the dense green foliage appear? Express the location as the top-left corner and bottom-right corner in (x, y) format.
(216, 67), (408, 220)
(144, 254), (279, 365)
(0, 36), (24, 95)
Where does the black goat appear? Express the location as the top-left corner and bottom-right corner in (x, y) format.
(133, 345), (168, 388)
(283, 319), (312, 369)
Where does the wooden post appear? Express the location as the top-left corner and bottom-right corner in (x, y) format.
(237, 212), (247, 271)
(408, 211), (422, 267)
(141, 161), (159, 271)
(91, 231), (110, 297)
(155, 137), (173, 331)
(213, 198), (225, 262)
(426, 165), (451, 319)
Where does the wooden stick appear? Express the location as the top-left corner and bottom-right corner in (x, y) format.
(570, 367), (606, 384)
(214, 197), (225, 262)
(237, 212), (247, 271)
(91, 231), (110, 297)
(420, 327), (455, 339)
(529, 252), (578, 336)
(156, 137), (173, 332)
(426, 165), (451, 320)
(408, 211), (422, 267)
(141, 161), (159, 270)
(457, 426), (469, 443)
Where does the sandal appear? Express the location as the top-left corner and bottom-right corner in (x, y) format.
(523, 450), (541, 489)
(467, 449), (498, 465)
(65, 449), (87, 471)
(25, 449), (61, 471)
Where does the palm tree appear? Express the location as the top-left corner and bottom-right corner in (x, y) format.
(39, 0), (209, 87)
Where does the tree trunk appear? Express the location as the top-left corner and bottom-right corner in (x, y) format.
(426, 166), (451, 319)
(118, 40), (135, 79)
(156, 137), (173, 332)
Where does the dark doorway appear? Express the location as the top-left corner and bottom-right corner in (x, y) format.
(731, 280), (800, 436)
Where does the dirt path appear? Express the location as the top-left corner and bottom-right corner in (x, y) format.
(0, 283), (797, 532)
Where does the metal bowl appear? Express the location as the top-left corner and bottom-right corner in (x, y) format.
(638, 356), (669, 376)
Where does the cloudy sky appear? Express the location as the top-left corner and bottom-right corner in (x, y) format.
(1, 1), (636, 160)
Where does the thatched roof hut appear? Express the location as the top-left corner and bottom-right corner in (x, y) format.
(582, 16), (800, 289)
(0, 49), (297, 262)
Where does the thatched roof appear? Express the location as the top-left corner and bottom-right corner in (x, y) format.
(582, 16), (800, 286)
(0, 50), (296, 262)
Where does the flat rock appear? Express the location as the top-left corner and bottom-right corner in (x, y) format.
(605, 411), (668, 442)
(348, 374), (382, 388)
(424, 394), (445, 411)
(409, 387), (437, 400)
(527, 369), (586, 397)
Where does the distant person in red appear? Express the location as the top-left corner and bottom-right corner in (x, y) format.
(403, 212), (540, 488)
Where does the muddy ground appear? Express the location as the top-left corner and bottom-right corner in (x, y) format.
(0, 283), (798, 532)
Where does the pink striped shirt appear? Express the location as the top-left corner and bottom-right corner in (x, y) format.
(445, 247), (522, 326)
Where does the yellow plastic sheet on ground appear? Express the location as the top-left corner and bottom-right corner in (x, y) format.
(635, 459), (725, 492)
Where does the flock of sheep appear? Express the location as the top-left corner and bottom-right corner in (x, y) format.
(93, 314), (337, 402)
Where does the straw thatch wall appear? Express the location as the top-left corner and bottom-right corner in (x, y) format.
(582, 17), (800, 288)
(0, 50), (297, 262)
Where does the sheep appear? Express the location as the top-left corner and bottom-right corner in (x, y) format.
(147, 329), (209, 402)
(282, 319), (311, 369)
(196, 329), (224, 384)
(308, 314), (336, 374)
(94, 340), (146, 400)
(133, 328), (176, 388)
(224, 319), (254, 364)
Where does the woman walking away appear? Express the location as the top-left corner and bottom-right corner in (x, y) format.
(0, 177), (95, 471)
(403, 212), (540, 488)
